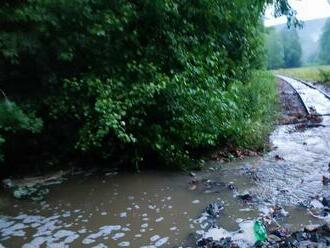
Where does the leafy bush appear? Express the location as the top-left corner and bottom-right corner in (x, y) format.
(0, 101), (42, 133)
(0, 0), (289, 170)
(53, 70), (277, 169)
(227, 71), (278, 149)
(0, 100), (42, 162)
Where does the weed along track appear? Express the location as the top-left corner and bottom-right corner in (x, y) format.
(1, 76), (330, 247)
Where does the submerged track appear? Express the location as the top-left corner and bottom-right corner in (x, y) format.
(277, 75), (330, 116)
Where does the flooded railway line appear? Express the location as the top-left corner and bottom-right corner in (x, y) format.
(1, 76), (330, 248)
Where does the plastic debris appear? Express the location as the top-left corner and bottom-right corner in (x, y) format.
(254, 220), (267, 242)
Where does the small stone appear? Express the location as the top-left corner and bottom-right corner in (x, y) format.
(2, 179), (15, 188)
(268, 234), (282, 242)
(322, 195), (330, 207)
(189, 172), (196, 177)
(310, 199), (324, 209)
(322, 176), (330, 185)
(227, 182), (236, 191)
(272, 206), (289, 219)
(189, 184), (197, 191)
(275, 155), (285, 161)
(239, 194), (253, 203)
(305, 224), (320, 232)
(206, 201), (224, 218)
(197, 237), (213, 247)
(271, 227), (289, 238)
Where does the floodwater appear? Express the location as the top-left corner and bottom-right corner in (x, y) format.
(0, 170), (262, 248)
(1, 77), (330, 248)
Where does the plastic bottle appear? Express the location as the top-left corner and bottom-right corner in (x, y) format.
(253, 220), (268, 242)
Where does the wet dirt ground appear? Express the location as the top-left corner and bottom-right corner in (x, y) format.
(1, 77), (330, 248)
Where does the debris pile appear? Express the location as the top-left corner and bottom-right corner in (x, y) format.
(2, 171), (67, 201)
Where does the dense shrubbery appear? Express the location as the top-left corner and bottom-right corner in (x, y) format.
(0, 0), (289, 171)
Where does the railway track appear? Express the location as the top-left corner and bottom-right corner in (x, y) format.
(277, 75), (330, 117)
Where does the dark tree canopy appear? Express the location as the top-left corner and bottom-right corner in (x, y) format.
(265, 28), (285, 69)
(281, 28), (302, 68)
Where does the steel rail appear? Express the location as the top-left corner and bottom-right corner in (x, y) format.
(278, 75), (330, 117)
(277, 75), (311, 115)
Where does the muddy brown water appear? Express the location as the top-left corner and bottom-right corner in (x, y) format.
(1, 77), (330, 248)
(0, 169), (260, 248)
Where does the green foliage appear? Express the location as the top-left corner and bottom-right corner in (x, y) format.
(0, 100), (42, 162)
(265, 28), (284, 69)
(0, 0), (288, 170)
(281, 28), (302, 68)
(319, 69), (330, 84)
(54, 70), (277, 169)
(265, 27), (303, 70)
(273, 65), (330, 85)
(223, 71), (278, 149)
(319, 18), (330, 65)
(0, 101), (42, 133)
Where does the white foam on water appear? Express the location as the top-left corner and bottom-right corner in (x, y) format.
(82, 225), (121, 244)
(154, 237), (169, 247)
(112, 232), (125, 240)
(118, 241), (130, 246)
(120, 212), (127, 218)
(141, 223), (148, 228)
(1, 223), (27, 237)
(150, 235), (160, 242)
(201, 220), (257, 248)
(155, 217), (164, 223)
(0, 218), (15, 230)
